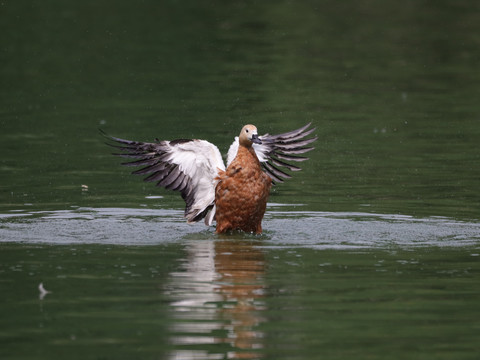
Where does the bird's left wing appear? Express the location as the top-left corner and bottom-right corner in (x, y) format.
(102, 131), (225, 223)
(227, 123), (317, 183)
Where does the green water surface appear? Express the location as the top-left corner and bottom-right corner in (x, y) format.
(1, 1), (479, 359)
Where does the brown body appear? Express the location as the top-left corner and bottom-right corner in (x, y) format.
(215, 127), (272, 234)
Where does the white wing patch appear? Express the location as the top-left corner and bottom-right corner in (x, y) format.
(106, 135), (225, 223)
(226, 137), (239, 167)
(170, 140), (225, 223)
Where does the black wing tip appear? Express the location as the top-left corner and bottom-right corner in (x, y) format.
(99, 129), (128, 145)
(259, 122), (317, 183)
(100, 130), (122, 151)
(99, 128), (113, 144)
(99, 128), (129, 144)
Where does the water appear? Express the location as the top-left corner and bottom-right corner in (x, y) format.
(1, 207), (480, 248)
(1, 0), (480, 359)
(1, 208), (479, 359)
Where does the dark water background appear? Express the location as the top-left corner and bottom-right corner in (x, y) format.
(1, 1), (479, 359)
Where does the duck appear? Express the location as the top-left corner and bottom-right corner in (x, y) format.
(103, 123), (316, 234)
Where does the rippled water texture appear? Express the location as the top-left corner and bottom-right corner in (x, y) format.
(1, 207), (479, 248)
(1, 208), (479, 360)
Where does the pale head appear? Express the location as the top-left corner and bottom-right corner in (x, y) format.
(239, 124), (262, 147)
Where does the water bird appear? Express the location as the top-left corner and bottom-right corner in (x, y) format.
(38, 282), (51, 300)
(102, 123), (316, 233)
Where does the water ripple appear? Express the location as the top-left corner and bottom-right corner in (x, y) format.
(0, 207), (479, 248)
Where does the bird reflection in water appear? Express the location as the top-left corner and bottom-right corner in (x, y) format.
(166, 239), (266, 359)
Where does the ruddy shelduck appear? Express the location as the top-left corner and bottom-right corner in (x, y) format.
(103, 123), (316, 234)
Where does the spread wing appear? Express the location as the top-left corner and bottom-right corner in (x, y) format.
(227, 123), (317, 184)
(102, 131), (225, 223)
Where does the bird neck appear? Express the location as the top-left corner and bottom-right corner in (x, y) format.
(238, 144), (261, 167)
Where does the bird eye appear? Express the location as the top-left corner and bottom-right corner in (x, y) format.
(245, 129), (249, 133)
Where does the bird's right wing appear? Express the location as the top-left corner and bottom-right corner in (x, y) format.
(102, 131), (225, 223)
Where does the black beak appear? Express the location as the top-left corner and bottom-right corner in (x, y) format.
(251, 134), (262, 144)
